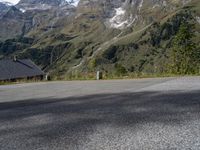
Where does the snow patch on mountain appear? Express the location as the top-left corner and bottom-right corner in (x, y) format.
(109, 7), (126, 28)
(19, 8), (26, 13)
(107, 6), (137, 29)
(66, 0), (80, 7)
(108, 7), (131, 29)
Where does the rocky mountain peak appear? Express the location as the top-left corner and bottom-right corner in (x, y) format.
(0, 1), (12, 18)
(18, 0), (67, 6)
(0, 0), (13, 6)
(16, 0), (80, 12)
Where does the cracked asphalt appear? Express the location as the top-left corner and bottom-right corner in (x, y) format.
(0, 77), (200, 150)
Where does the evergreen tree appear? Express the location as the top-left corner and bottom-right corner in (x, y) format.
(170, 17), (199, 74)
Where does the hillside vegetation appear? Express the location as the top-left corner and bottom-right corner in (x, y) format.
(0, 0), (200, 79)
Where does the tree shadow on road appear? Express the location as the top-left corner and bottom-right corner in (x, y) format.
(0, 90), (200, 148)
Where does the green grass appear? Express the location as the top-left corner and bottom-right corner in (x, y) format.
(0, 79), (47, 85)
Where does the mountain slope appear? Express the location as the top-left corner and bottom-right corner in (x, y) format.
(0, 0), (12, 17)
(0, 0), (200, 79)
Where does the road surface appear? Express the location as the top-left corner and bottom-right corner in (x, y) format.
(0, 77), (200, 150)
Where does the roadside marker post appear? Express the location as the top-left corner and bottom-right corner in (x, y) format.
(96, 71), (102, 80)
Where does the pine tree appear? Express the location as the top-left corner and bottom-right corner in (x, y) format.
(170, 18), (199, 74)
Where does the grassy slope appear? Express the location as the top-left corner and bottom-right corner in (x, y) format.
(0, 0), (199, 79)
(82, 0), (200, 78)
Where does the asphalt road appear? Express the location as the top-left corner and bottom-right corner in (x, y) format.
(0, 77), (200, 150)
